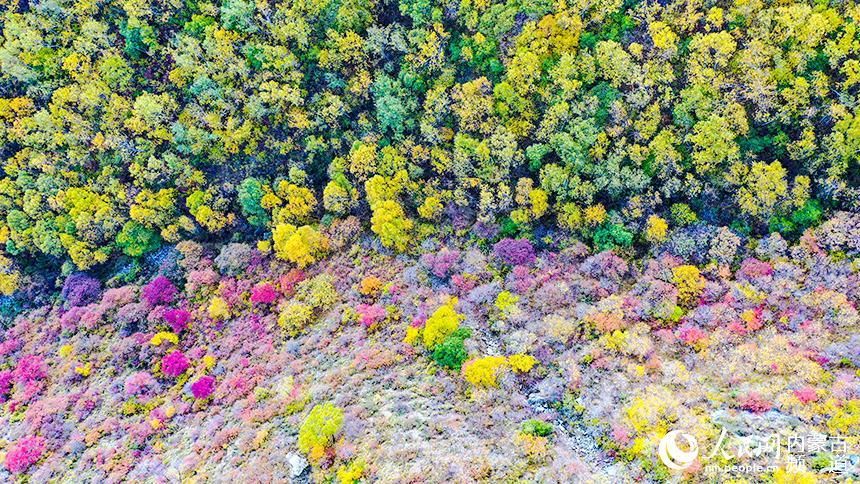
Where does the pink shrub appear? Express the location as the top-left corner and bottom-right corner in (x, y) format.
(124, 372), (158, 396)
(356, 304), (387, 328)
(739, 392), (771, 413)
(250, 283), (278, 304)
(794, 387), (818, 404)
(678, 326), (708, 347)
(421, 248), (460, 278)
(279, 269), (305, 296)
(142, 276), (177, 306)
(191, 376), (216, 399)
(14, 355), (47, 383)
(737, 258), (774, 280)
(451, 274), (477, 294)
(4, 436), (46, 473)
(0, 337), (21, 357)
(161, 351), (190, 377)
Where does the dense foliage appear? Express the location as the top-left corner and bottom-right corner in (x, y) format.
(0, 0), (859, 481)
(1, 0), (859, 286)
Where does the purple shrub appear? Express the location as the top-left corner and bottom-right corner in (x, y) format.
(420, 248), (461, 278)
(61, 273), (101, 307)
(191, 375), (216, 399)
(142, 276), (177, 306)
(493, 238), (536, 266)
(163, 308), (191, 333)
(124, 372), (158, 396)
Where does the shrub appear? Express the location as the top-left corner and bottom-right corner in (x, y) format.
(494, 291), (519, 313)
(645, 215), (668, 243)
(671, 265), (705, 308)
(296, 274), (338, 310)
(422, 300), (464, 349)
(358, 275), (383, 296)
(191, 375), (216, 399)
(298, 402), (344, 461)
(278, 302), (314, 336)
(493, 238), (536, 266)
(670, 203), (698, 226)
(207, 296), (230, 320)
(508, 354), (538, 373)
(355, 303), (386, 328)
(142, 276), (177, 306)
(431, 328), (471, 370)
(4, 436), (46, 473)
(521, 419), (553, 437)
(116, 221), (162, 257)
(272, 224), (329, 267)
(61, 273), (101, 307)
(161, 351), (190, 377)
(336, 460), (365, 484)
(14, 355), (47, 383)
(593, 223), (634, 252)
(163, 308), (191, 332)
(463, 356), (508, 387)
(250, 283), (278, 304)
(370, 200), (413, 252)
(0, 370), (13, 401)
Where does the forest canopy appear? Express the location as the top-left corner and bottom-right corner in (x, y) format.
(0, 0), (859, 281)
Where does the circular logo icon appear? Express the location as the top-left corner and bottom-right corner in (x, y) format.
(658, 430), (699, 470)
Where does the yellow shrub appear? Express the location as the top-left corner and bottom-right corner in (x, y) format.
(298, 402), (344, 461)
(773, 467), (819, 484)
(584, 203), (607, 226)
(150, 331), (179, 346)
(422, 300), (463, 348)
(494, 290), (519, 313)
(272, 224), (329, 267)
(645, 215), (668, 243)
(404, 326), (420, 345)
(508, 354), (538, 373)
(370, 199), (413, 252)
(463, 356), (508, 387)
(336, 460), (365, 484)
(273, 181), (317, 224)
(672, 265), (705, 307)
(208, 297), (230, 320)
(278, 302), (314, 336)
(418, 196), (444, 220)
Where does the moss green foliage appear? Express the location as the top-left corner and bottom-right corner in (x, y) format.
(521, 419), (553, 437)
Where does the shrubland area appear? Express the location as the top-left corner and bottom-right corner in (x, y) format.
(0, 0), (859, 480)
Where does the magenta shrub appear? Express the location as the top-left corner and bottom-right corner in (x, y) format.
(191, 376), (216, 399)
(142, 276), (178, 306)
(163, 308), (191, 333)
(161, 351), (190, 377)
(250, 283), (278, 304)
(4, 436), (46, 473)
